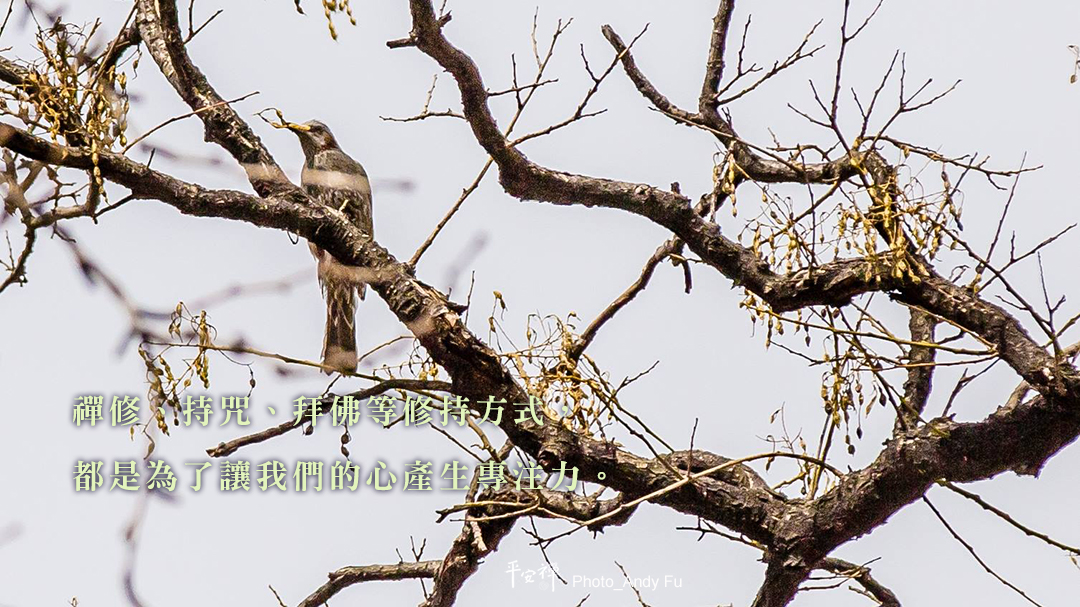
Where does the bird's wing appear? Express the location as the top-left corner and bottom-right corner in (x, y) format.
(302, 151), (373, 238)
(303, 150), (374, 301)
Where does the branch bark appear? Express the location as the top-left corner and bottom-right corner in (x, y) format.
(134, 0), (290, 196)
(3, 3), (1078, 605)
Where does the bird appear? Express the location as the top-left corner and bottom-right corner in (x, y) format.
(287, 120), (373, 374)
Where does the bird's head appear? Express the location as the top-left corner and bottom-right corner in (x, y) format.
(287, 120), (339, 159)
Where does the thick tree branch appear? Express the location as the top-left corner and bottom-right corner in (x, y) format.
(753, 560), (811, 607)
(602, 21), (857, 185)
(0, 120), (789, 551)
(896, 308), (937, 431)
(395, 0), (914, 320)
(598, 25), (698, 125)
(6, 4), (1080, 602)
(383, 3), (1080, 604)
(396, 0), (1080, 404)
(297, 486), (606, 606)
(134, 0), (291, 196)
(699, 0), (736, 118)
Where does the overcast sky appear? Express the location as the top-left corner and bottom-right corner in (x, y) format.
(2, 1), (1079, 606)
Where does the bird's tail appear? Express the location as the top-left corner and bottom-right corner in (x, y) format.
(322, 279), (358, 374)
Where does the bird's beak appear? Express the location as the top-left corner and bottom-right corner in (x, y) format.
(285, 122), (311, 133)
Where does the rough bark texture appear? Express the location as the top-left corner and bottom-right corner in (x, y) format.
(2, 1), (1077, 606)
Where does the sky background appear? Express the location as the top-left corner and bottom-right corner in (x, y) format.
(2, 1), (1079, 606)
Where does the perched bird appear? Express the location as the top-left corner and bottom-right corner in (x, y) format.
(287, 120), (373, 373)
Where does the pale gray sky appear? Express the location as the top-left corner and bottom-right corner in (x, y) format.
(2, 1), (1079, 606)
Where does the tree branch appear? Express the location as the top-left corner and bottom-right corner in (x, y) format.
(134, 0), (290, 195)
(817, 557), (901, 607)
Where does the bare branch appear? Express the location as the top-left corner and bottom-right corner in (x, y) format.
(817, 558), (901, 607)
(941, 481), (1080, 556)
(567, 237), (683, 362)
(699, 0), (736, 118)
(134, 0), (291, 195)
(923, 497), (1044, 607)
(896, 308), (937, 432)
(297, 560), (440, 607)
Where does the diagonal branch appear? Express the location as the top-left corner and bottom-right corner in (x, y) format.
(567, 237), (683, 362)
(296, 560), (440, 607)
(599, 25), (698, 124)
(896, 308), (938, 432)
(923, 497), (1043, 607)
(699, 0), (737, 118)
(602, 21), (856, 185)
(753, 560), (812, 607)
(817, 558), (901, 607)
(395, 0), (908, 317)
(134, 0), (291, 196)
(0, 120), (789, 550)
(394, 0), (1079, 404)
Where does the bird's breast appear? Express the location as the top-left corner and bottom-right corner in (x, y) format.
(301, 165), (372, 197)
